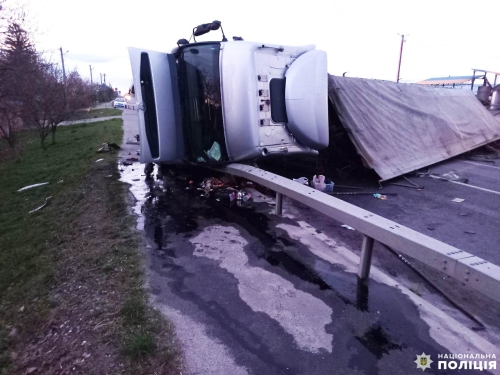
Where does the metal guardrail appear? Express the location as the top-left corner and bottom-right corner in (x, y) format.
(220, 163), (500, 303)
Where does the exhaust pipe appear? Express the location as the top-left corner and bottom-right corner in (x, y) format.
(262, 147), (288, 156)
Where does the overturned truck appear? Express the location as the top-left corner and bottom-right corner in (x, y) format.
(129, 23), (500, 181)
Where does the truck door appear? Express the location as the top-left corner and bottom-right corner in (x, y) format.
(128, 47), (184, 163)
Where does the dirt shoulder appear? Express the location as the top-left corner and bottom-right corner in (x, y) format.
(0, 121), (180, 374)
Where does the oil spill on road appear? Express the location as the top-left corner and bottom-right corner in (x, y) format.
(120, 164), (453, 374)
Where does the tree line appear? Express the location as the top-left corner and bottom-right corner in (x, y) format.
(0, 2), (114, 159)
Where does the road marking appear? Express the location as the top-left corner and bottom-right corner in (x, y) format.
(462, 160), (500, 170)
(449, 180), (500, 196)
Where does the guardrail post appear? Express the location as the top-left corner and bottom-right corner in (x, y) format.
(358, 235), (375, 280)
(275, 192), (283, 215)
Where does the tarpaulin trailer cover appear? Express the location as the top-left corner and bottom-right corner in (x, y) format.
(328, 75), (500, 181)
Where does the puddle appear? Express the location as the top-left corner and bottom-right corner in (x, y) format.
(355, 325), (404, 359)
(119, 162), (154, 230)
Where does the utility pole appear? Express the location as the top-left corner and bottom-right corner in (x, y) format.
(59, 47), (67, 83)
(103, 73), (106, 85)
(89, 65), (94, 85)
(396, 34), (406, 83)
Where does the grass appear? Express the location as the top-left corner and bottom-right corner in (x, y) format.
(0, 121), (180, 374)
(69, 108), (123, 120)
(124, 332), (157, 360)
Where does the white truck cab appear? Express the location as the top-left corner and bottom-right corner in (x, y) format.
(129, 24), (328, 165)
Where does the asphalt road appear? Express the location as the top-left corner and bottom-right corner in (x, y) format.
(117, 109), (500, 375)
(331, 157), (500, 265)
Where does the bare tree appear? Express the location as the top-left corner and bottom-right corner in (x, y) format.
(20, 63), (92, 147)
(0, 2), (93, 151)
(48, 70), (93, 144)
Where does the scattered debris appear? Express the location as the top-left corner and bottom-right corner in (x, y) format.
(293, 177), (309, 185)
(427, 226), (435, 231)
(126, 138), (140, 145)
(458, 212), (469, 217)
(311, 175), (326, 191)
(373, 193), (387, 200)
(17, 182), (49, 192)
(200, 177), (226, 197)
(452, 198), (465, 203)
(132, 179), (140, 182)
(122, 161), (133, 166)
(95, 158), (104, 163)
(18, 306), (25, 312)
(96, 142), (121, 153)
(96, 143), (109, 153)
(126, 157), (139, 162)
(187, 176), (254, 207)
(430, 174), (468, 184)
(341, 224), (355, 230)
(387, 176), (424, 190)
(29, 197), (52, 214)
(464, 230), (476, 234)
(57, 180), (64, 184)
(442, 171), (460, 181)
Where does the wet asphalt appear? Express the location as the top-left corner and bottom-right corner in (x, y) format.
(118, 108), (498, 375)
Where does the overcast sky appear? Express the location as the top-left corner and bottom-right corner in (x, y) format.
(23, 0), (500, 94)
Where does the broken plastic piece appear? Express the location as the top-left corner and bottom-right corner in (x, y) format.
(96, 143), (109, 153)
(452, 198), (465, 203)
(341, 224), (355, 230)
(207, 141), (221, 161)
(18, 182), (49, 192)
(293, 177), (309, 185)
(95, 158), (104, 163)
(29, 196), (52, 214)
(442, 171), (460, 181)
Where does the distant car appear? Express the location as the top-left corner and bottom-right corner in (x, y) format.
(113, 97), (127, 108)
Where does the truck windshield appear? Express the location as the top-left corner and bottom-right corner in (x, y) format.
(178, 43), (227, 163)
